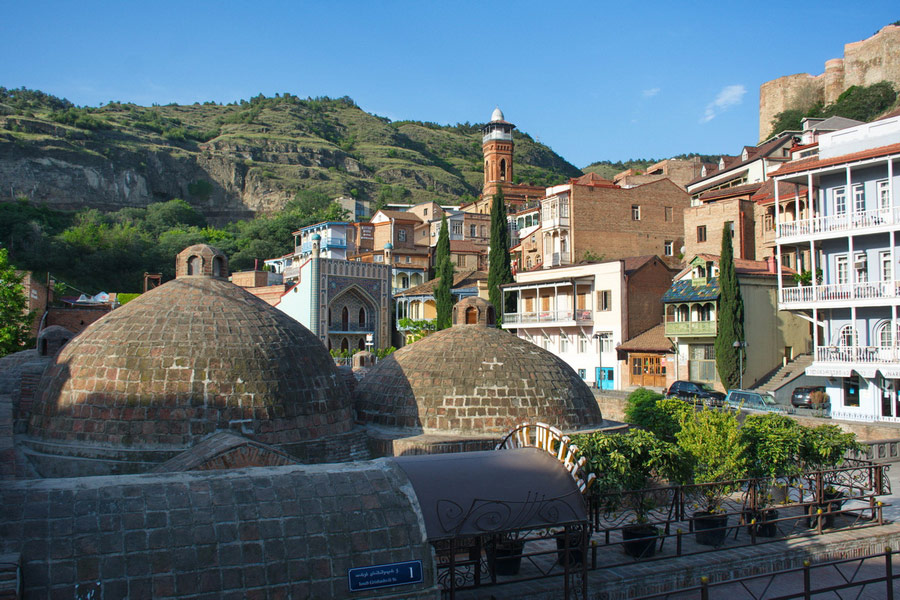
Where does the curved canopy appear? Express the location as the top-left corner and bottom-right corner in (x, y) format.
(393, 447), (587, 541)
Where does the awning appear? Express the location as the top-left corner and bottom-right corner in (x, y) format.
(502, 277), (594, 293)
(392, 447), (587, 541)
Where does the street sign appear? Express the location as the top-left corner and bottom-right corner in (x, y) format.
(348, 560), (423, 592)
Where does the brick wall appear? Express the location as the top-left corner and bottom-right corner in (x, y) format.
(683, 198), (756, 260)
(625, 259), (675, 340)
(45, 307), (110, 335)
(569, 179), (688, 269)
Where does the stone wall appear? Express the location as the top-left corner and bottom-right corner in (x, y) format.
(759, 25), (900, 140)
(0, 461), (439, 599)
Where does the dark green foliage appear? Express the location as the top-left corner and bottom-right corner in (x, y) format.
(799, 424), (864, 471)
(434, 214), (453, 330)
(768, 81), (898, 138)
(715, 224), (744, 390)
(676, 407), (747, 510)
(740, 413), (804, 479)
(488, 190), (513, 325)
(0, 248), (33, 358)
(0, 86), (73, 113)
(49, 107), (110, 130)
(624, 389), (691, 443)
(188, 179), (214, 201)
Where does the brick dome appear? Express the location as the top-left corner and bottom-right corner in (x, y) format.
(354, 315), (602, 434)
(27, 272), (360, 475)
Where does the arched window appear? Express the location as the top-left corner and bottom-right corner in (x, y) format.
(485, 305), (496, 326)
(699, 304), (712, 321)
(877, 322), (900, 347)
(212, 256), (224, 277)
(359, 307), (366, 327)
(500, 159), (507, 181)
(341, 337), (349, 352)
(466, 306), (478, 324)
(835, 325), (857, 347)
(342, 306), (349, 331)
(187, 255), (201, 275)
(358, 338), (365, 350)
(677, 305), (689, 322)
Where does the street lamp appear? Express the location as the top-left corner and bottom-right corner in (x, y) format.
(733, 340), (747, 389)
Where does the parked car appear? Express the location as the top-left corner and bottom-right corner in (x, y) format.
(667, 380), (726, 406)
(724, 389), (787, 413)
(790, 386), (830, 410)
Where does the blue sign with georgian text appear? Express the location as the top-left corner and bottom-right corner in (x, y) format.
(348, 560), (424, 592)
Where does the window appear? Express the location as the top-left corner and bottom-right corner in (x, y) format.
(424, 208), (428, 215)
(835, 325), (857, 347)
(664, 241), (673, 256)
(470, 224), (477, 238)
(405, 256), (411, 263)
(878, 322), (900, 348)
(853, 184), (865, 213)
(398, 229), (407, 242)
(881, 251), (893, 282)
(697, 226), (707, 243)
(834, 186), (847, 216)
(844, 376), (860, 407)
(560, 333), (568, 353)
(578, 368), (586, 379)
(725, 221), (734, 238)
(688, 344), (717, 382)
(542, 334), (551, 351)
(665, 206), (673, 222)
(632, 205), (641, 221)
(452, 222), (462, 236)
(598, 332), (613, 353)
(878, 180), (891, 211)
(854, 252), (868, 283)
(457, 254), (465, 267)
(597, 290), (612, 311)
(481, 225), (487, 238)
(836, 255), (849, 284)
(578, 334), (588, 353)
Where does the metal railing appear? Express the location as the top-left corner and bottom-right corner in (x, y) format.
(503, 309), (592, 325)
(777, 205), (898, 240)
(664, 321), (717, 336)
(781, 280), (900, 304)
(815, 345), (899, 363)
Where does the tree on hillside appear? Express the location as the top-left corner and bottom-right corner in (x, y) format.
(715, 224), (745, 389)
(0, 249), (33, 358)
(434, 214), (453, 330)
(488, 189), (514, 325)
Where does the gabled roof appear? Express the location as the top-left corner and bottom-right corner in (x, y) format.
(697, 182), (763, 202)
(622, 255), (665, 275)
(773, 142), (900, 177)
(374, 209), (423, 223)
(662, 278), (720, 303)
(617, 324), (672, 353)
(572, 172), (618, 187)
(751, 180), (808, 203)
(394, 270), (488, 297)
(687, 133), (795, 187)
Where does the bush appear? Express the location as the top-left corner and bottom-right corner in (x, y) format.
(799, 424), (864, 471)
(740, 413), (804, 479)
(624, 389), (690, 442)
(676, 407), (747, 511)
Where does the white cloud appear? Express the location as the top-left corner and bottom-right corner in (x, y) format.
(642, 87), (660, 98)
(700, 84), (746, 123)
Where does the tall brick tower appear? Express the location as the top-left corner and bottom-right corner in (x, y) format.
(482, 107), (515, 198)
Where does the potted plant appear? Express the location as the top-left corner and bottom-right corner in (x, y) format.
(799, 424), (864, 528)
(676, 406), (748, 546)
(573, 428), (683, 558)
(739, 413), (803, 537)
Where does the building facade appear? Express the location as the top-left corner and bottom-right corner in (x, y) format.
(501, 256), (675, 389)
(775, 115), (900, 421)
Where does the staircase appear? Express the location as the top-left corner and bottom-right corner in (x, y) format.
(752, 354), (814, 394)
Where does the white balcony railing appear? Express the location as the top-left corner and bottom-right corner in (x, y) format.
(780, 280), (900, 305)
(815, 345), (900, 364)
(503, 309), (592, 325)
(777, 206), (898, 240)
(664, 321), (717, 336)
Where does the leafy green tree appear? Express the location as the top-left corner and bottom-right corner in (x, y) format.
(488, 189), (513, 325)
(676, 406), (747, 511)
(434, 214), (453, 330)
(715, 224), (745, 390)
(0, 249), (33, 358)
(624, 389), (691, 443)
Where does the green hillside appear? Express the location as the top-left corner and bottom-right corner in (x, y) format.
(0, 88), (582, 221)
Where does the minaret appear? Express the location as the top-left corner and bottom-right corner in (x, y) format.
(481, 107), (515, 199)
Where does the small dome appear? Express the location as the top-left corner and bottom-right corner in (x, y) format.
(384, 242), (393, 250)
(491, 106), (505, 122)
(354, 317), (602, 434)
(176, 244), (228, 278)
(311, 233), (321, 241)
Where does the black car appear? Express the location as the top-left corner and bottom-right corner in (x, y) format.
(791, 386), (830, 409)
(667, 380), (726, 406)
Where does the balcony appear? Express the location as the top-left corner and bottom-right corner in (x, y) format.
(664, 321), (717, 337)
(502, 309), (592, 327)
(543, 252), (571, 267)
(300, 236), (348, 253)
(815, 345), (900, 364)
(780, 280), (900, 307)
(777, 206), (898, 242)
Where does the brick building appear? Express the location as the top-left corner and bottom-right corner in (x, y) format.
(613, 157), (708, 190)
(682, 183), (760, 260)
(540, 173), (689, 269)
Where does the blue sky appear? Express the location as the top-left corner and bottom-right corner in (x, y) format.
(2, 1), (897, 167)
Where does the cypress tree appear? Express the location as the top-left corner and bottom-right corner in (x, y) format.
(434, 213), (453, 330)
(715, 223), (745, 390)
(488, 189), (514, 325)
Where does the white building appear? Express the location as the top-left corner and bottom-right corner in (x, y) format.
(500, 256), (675, 389)
(775, 114), (900, 421)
